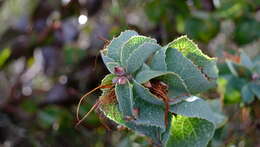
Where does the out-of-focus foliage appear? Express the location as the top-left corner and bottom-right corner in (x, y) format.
(220, 51), (260, 104)
(0, 0), (259, 146)
(212, 52), (260, 147)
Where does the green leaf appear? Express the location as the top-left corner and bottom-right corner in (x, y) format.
(133, 77), (188, 107)
(135, 70), (167, 84)
(121, 36), (156, 67)
(125, 123), (167, 145)
(133, 80), (164, 105)
(150, 47), (167, 71)
(170, 96), (220, 126)
(157, 73), (189, 98)
(106, 62), (121, 74)
(135, 69), (190, 98)
(241, 84), (255, 104)
(226, 60), (252, 78)
(126, 42), (161, 73)
(101, 51), (119, 73)
(207, 99), (227, 128)
(139, 63), (151, 72)
(132, 96), (167, 131)
(166, 48), (216, 94)
(226, 60), (239, 76)
(167, 115), (214, 147)
(202, 60), (218, 81)
(101, 74), (116, 85)
(115, 81), (134, 117)
(107, 30), (138, 61)
(100, 98), (171, 145)
(167, 36), (218, 80)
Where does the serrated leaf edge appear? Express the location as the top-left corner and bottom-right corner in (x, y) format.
(120, 35), (157, 66)
(166, 47), (216, 92)
(107, 30), (139, 61)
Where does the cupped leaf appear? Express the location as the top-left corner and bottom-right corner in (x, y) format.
(167, 115), (215, 147)
(107, 30), (138, 61)
(120, 36), (156, 67)
(135, 70), (167, 84)
(132, 96), (168, 131)
(101, 50), (114, 63)
(170, 96), (221, 127)
(202, 60), (218, 80)
(133, 80), (164, 105)
(166, 48), (216, 94)
(150, 46), (167, 71)
(157, 73), (189, 98)
(133, 78), (188, 106)
(167, 36), (218, 80)
(101, 51), (118, 73)
(126, 122), (169, 145)
(115, 81), (134, 117)
(126, 42), (161, 73)
(168, 97), (227, 147)
(135, 70), (189, 98)
(167, 36), (211, 65)
(139, 63), (151, 71)
(100, 98), (171, 145)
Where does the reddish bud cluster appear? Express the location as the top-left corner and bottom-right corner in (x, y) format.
(114, 66), (125, 76)
(113, 66), (129, 85)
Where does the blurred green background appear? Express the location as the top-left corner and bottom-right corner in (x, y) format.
(0, 0), (259, 146)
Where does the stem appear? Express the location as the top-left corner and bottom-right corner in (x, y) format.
(76, 84), (114, 122)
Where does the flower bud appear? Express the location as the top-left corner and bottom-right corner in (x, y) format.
(112, 76), (128, 85)
(117, 76), (128, 85)
(114, 66), (125, 76)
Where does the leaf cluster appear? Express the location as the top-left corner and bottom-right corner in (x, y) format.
(99, 30), (225, 146)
